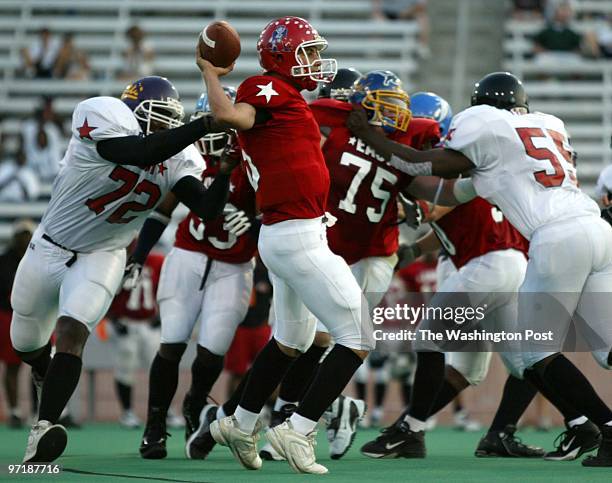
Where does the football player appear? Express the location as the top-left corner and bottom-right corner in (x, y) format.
(348, 71), (612, 467)
(317, 67), (363, 102)
(10, 74), (236, 463)
(107, 249), (165, 429)
(125, 89), (258, 460)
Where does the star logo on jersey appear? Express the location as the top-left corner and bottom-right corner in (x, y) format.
(157, 162), (167, 176)
(256, 82), (279, 103)
(77, 118), (97, 140)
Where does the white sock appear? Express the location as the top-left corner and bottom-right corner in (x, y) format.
(274, 397), (297, 412)
(234, 405), (259, 433)
(605, 420), (612, 427)
(289, 412), (318, 435)
(403, 414), (427, 432)
(216, 405), (226, 421)
(567, 416), (588, 428)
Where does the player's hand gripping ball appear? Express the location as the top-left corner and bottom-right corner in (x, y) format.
(198, 21), (241, 68)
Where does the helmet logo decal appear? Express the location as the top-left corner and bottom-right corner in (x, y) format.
(270, 25), (288, 51)
(121, 82), (143, 100)
(380, 72), (396, 87)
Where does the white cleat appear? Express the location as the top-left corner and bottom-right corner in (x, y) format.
(259, 441), (285, 461)
(119, 410), (142, 429)
(166, 408), (185, 429)
(23, 420), (68, 463)
(266, 421), (328, 474)
(324, 395), (367, 459)
(210, 416), (262, 470)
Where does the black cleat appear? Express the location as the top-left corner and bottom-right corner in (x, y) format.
(185, 404), (218, 460)
(582, 425), (612, 467)
(140, 410), (169, 459)
(360, 420), (425, 459)
(259, 403), (297, 461)
(544, 420), (601, 461)
(475, 425), (544, 458)
(182, 391), (204, 442)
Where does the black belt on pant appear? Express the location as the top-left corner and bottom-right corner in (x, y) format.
(199, 257), (213, 291)
(42, 234), (78, 267)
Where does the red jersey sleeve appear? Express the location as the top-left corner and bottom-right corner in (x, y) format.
(310, 98), (353, 128)
(236, 76), (291, 110)
(393, 118), (440, 150)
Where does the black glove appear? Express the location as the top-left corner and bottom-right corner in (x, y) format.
(398, 193), (424, 229)
(396, 243), (422, 269)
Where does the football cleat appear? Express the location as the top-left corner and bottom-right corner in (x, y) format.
(360, 420), (426, 459)
(454, 409), (482, 432)
(139, 410), (169, 459)
(266, 421), (328, 474)
(475, 425), (544, 457)
(119, 410), (142, 429)
(166, 408), (184, 429)
(259, 403), (297, 461)
(182, 391), (202, 442)
(324, 395), (367, 459)
(210, 416), (262, 470)
(582, 425), (612, 467)
(544, 420), (601, 461)
(23, 420), (68, 463)
(185, 404), (218, 460)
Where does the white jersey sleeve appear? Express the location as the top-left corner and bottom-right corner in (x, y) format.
(445, 108), (499, 170)
(71, 96), (141, 142)
(165, 143), (206, 188)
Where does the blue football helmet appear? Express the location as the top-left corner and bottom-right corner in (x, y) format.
(349, 70), (411, 133)
(191, 86), (237, 157)
(410, 91), (453, 139)
(121, 76), (184, 134)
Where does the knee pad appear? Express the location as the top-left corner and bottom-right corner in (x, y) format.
(592, 350), (612, 370)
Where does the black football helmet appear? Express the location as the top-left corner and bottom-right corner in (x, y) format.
(318, 67), (362, 101)
(470, 72), (529, 112)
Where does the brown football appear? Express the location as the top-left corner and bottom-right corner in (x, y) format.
(198, 20), (241, 68)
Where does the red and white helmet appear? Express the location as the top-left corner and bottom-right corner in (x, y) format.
(257, 16), (337, 91)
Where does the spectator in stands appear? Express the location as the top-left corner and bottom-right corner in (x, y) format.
(20, 28), (61, 78)
(512, 0), (546, 19)
(53, 33), (91, 80)
(0, 219), (35, 429)
(20, 103), (63, 183)
(0, 145), (40, 202)
(119, 25), (155, 80)
(584, 14), (612, 58)
(372, 0), (430, 57)
(532, 1), (597, 63)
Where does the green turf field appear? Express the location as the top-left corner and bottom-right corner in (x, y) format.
(0, 424), (609, 482)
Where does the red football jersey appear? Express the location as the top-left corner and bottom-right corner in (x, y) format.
(174, 159), (257, 264)
(398, 259), (438, 293)
(432, 197), (529, 269)
(236, 75), (330, 225)
(109, 252), (164, 321)
(311, 99), (440, 265)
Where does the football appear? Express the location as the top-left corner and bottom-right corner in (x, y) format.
(198, 20), (241, 68)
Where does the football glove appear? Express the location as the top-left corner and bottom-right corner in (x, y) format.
(398, 194), (425, 229)
(122, 259), (143, 291)
(223, 206), (251, 236)
(396, 243), (422, 269)
(219, 131), (241, 175)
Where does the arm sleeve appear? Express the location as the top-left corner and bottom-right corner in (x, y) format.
(131, 216), (168, 265)
(172, 173), (230, 221)
(96, 116), (218, 167)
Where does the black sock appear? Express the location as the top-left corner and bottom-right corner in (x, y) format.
(279, 344), (327, 403)
(489, 375), (537, 433)
(146, 353), (180, 418)
(541, 355), (612, 426)
(115, 380), (132, 411)
(374, 381), (386, 408)
(27, 342), (52, 379)
(238, 339), (296, 413)
(188, 346), (224, 415)
(297, 344), (363, 422)
(222, 368), (250, 416)
(356, 381), (366, 401)
(428, 379), (460, 416)
(401, 381), (412, 406)
(38, 353), (82, 423)
(408, 352), (446, 421)
(524, 366), (582, 422)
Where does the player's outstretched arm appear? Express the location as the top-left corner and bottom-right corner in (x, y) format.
(407, 177), (477, 206)
(197, 51), (257, 131)
(96, 115), (226, 167)
(131, 194), (179, 265)
(346, 108), (475, 178)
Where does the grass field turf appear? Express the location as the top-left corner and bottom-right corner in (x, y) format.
(0, 424), (610, 482)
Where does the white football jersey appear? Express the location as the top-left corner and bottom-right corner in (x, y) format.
(446, 105), (599, 239)
(41, 96), (204, 252)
